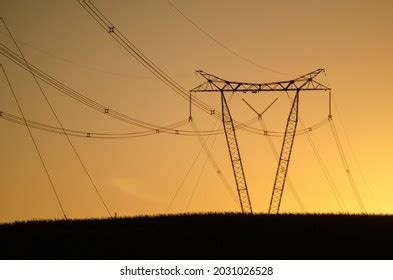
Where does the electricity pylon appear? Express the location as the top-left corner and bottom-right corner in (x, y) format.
(191, 69), (330, 214)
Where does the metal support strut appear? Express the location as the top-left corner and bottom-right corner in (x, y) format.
(268, 90), (300, 214)
(221, 92), (253, 213)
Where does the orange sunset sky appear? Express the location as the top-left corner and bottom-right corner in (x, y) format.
(0, 0), (392, 222)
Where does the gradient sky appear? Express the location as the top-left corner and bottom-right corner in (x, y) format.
(0, 0), (392, 222)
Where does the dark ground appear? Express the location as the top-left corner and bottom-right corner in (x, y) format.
(0, 213), (392, 259)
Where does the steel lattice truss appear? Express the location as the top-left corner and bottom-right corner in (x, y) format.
(190, 69), (329, 93)
(221, 93), (253, 213)
(191, 69), (330, 214)
(268, 91), (299, 214)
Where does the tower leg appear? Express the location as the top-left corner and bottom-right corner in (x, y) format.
(221, 92), (253, 213)
(269, 90), (300, 214)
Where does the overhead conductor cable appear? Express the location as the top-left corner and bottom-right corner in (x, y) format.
(0, 64), (67, 219)
(1, 17), (112, 218)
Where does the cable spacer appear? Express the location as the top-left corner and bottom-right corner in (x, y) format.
(0, 111), (2, 117)
(155, 129), (160, 133)
(108, 26), (115, 33)
(104, 108), (109, 114)
(86, 132), (91, 137)
(175, 130), (179, 135)
(210, 109), (215, 115)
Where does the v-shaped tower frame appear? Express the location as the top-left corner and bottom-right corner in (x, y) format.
(191, 69), (330, 214)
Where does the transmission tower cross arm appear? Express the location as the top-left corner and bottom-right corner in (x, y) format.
(190, 69), (331, 93)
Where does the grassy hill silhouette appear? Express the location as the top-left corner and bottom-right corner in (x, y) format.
(1, 213), (392, 259)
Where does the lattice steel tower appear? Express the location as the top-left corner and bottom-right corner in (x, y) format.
(191, 69), (330, 214)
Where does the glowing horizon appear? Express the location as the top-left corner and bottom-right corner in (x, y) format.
(0, 0), (392, 223)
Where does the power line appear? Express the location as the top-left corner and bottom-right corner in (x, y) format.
(323, 74), (374, 201)
(189, 94), (242, 211)
(185, 96), (235, 211)
(164, 136), (205, 213)
(185, 147), (209, 211)
(1, 43), (330, 137)
(165, 117), (238, 213)
(164, 121), (218, 213)
(1, 95), (327, 214)
(0, 108), (329, 140)
(78, 0), (214, 115)
(322, 73), (370, 212)
(80, 0), (293, 135)
(0, 42), (225, 134)
(329, 116), (367, 213)
(332, 96), (376, 202)
(283, 92), (347, 212)
(185, 130), (218, 211)
(1, 17), (112, 218)
(301, 121), (347, 212)
(167, 0), (296, 76)
(0, 43), (222, 135)
(0, 31), (153, 80)
(191, 121), (239, 206)
(0, 64), (68, 219)
(0, 111), (188, 139)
